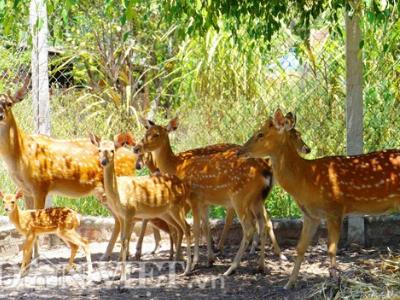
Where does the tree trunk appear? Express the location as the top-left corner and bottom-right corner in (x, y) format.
(30, 0), (51, 208)
(345, 1), (364, 245)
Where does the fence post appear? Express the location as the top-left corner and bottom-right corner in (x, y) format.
(345, 0), (365, 245)
(29, 0), (52, 208)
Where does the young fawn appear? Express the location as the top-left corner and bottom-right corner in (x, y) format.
(238, 108), (400, 289)
(1, 190), (92, 277)
(133, 118), (310, 275)
(90, 134), (192, 282)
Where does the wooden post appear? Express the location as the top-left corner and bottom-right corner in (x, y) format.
(30, 0), (51, 208)
(345, 0), (365, 245)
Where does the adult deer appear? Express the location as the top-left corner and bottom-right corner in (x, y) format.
(1, 190), (92, 277)
(237, 108), (400, 288)
(91, 134), (192, 282)
(0, 80), (162, 261)
(134, 118), (310, 275)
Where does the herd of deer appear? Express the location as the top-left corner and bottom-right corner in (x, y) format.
(1, 80), (400, 289)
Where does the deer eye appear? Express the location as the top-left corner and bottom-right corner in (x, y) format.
(257, 133), (264, 139)
(152, 133), (159, 138)
(11, 200), (15, 204)
(111, 150), (114, 153)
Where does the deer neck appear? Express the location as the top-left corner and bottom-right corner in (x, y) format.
(7, 206), (24, 234)
(151, 139), (179, 174)
(0, 112), (26, 169)
(269, 138), (310, 198)
(103, 160), (120, 205)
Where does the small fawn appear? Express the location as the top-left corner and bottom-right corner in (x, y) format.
(238, 108), (400, 288)
(90, 134), (192, 282)
(1, 190), (92, 277)
(134, 117), (311, 275)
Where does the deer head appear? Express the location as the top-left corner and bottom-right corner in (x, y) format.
(90, 134), (121, 167)
(1, 189), (24, 213)
(238, 109), (308, 158)
(133, 118), (178, 155)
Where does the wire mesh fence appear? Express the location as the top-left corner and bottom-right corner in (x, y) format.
(0, 5), (399, 217)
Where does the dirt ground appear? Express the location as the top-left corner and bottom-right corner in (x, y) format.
(0, 237), (399, 300)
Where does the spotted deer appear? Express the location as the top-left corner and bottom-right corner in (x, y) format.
(1, 190), (92, 277)
(90, 134), (192, 282)
(237, 108), (400, 288)
(0, 81), (164, 261)
(133, 117), (311, 275)
(115, 134), (177, 261)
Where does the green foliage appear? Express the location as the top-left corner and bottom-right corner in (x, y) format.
(53, 196), (110, 216)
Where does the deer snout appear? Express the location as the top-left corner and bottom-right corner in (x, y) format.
(135, 159), (144, 170)
(133, 145), (142, 155)
(0, 112), (5, 121)
(303, 145), (311, 154)
(236, 148), (249, 158)
(100, 158), (108, 166)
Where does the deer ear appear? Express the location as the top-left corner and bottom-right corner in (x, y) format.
(0, 191), (3, 199)
(15, 189), (24, 199)
(140, 118), (155, 129)
(273, 109), (286, 131)
(11, 76), (30, 104)
(89, 133), (101, 147)
(166, 117), (178, 132)
(114, 132), (136, 148)
(284, 112), (296, 131)
(124, 132), (135, 146)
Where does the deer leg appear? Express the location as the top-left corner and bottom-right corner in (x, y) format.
(284, 216), (320, 289)
(64, 242), (79, 274)
(135, 219), (149, 260)
(168, 229), (175, 260)
(252, 202), (266, 273)
(152, 226), (162, 254)
(264, 210), (286, 260)
(218, 208), (235, 253)
(22, 194), (40, 261)
(60, 229), (93, 275)
(223, 210), (256, 276)
(191, 202), (201, 269)
(326, 216), (342, 280)
(163, 215), (184, 261)
(102, 213), (121, 261)
(201, 205), (215, 267)
(120, 218), (134, 283)
(170, 208), (192, 275)
(20, 233), (36, 277)
(249, 217), (260, 255)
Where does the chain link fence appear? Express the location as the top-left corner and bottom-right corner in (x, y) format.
(0, 6), (399, 217)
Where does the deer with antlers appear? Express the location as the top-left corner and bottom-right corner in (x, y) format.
(90, 134), (192, 282)
(0, 80), (166, 262)
(237, 109), (400, 288)
(133, 117), (311, 275)
(1, 190), (92, 277)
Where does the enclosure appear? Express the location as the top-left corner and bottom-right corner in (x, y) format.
(0, 1), (400, 299)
